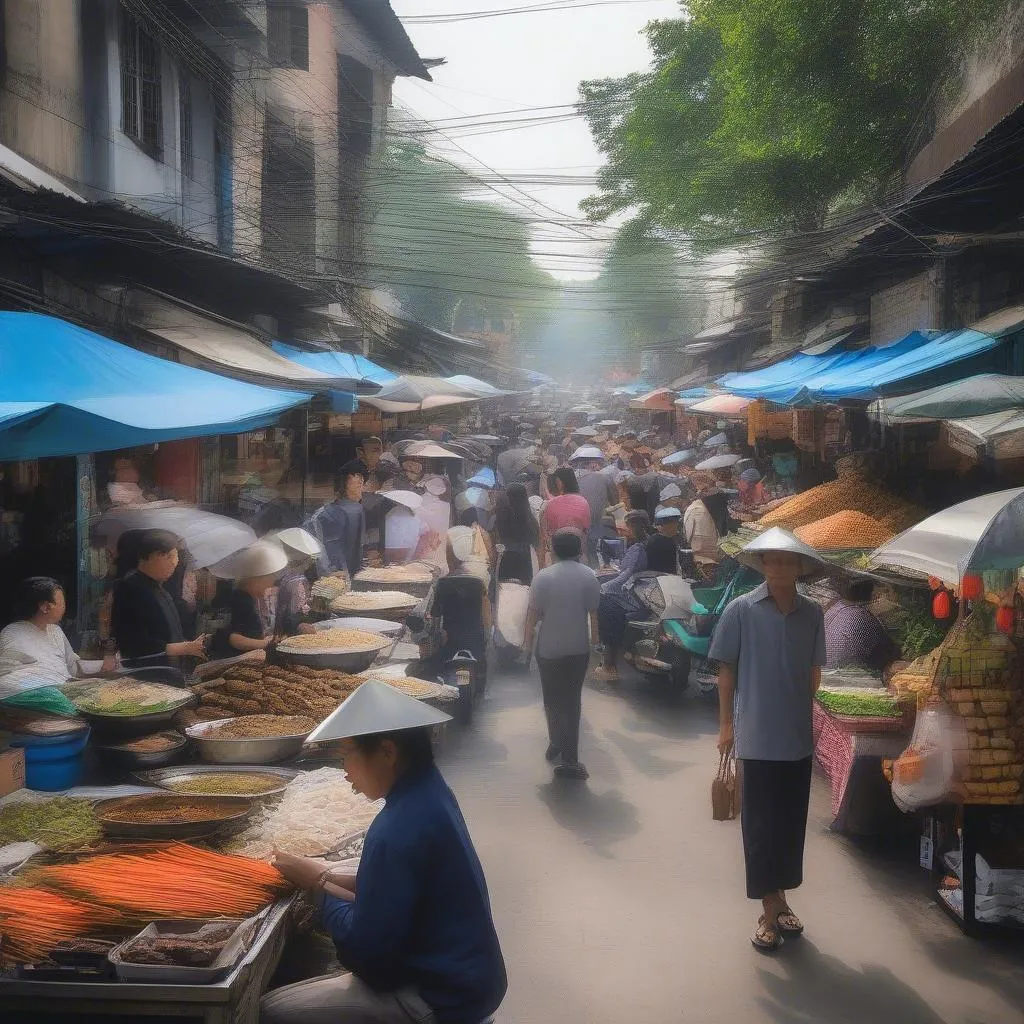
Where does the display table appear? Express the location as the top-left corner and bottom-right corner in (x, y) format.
(0, 896), (297, 1024)
(813, 702), (909, 835)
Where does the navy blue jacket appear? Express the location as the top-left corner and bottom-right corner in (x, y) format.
(318, 765), (507, 1024)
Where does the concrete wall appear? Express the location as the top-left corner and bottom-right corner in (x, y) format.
(0, 0), (86, 184)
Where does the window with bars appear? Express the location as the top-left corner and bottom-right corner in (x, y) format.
(268, 3), (309, 71)
(120, 10), (162, 154)
(179, 77), (193, 179)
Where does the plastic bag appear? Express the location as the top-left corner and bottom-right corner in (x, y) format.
(495, 581), (531, 649)
(890, 703), (962, 812)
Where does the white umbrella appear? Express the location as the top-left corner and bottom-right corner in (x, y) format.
(694, 453), (741, 471)
(868, 487), (1024, 585)
(379, 489), (423, 512)
(95, 504), (256, 569)
(361, 375), (481, 413)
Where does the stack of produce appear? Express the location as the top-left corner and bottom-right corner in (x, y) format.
(105, 731), (184, 754)
(0, 797), (101, 853)
(794, 510), (893, 551)
(202, 715), (315, 739)
(228, 767), (381, 859)
(30, 843), (289, 920)
(166, 772), (288, 797)
(759, 472), (923, 533)
(277, 628), (390, 652)
(330, 590), (418, 613)
(310, 574), (349, 608)
(192, 663), (363, 721)
(0, 888), (120, 964)
(63, 679), (192, 716)
(816, 689), (901, 718)
(355, 565), (433, 584)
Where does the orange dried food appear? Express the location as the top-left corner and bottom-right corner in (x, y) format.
(759, 475), (923, 532)
(794, 510), (894, 550)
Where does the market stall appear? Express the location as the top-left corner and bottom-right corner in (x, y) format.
(0, 558), (460, 1016)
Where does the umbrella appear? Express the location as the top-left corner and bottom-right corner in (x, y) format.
(361, 375), (481, 413)
(95, 504), (255, 569)
(872, 374), (1024, 422)
(702, 432), (729, 448)
(467, 467), (497, 488)
(869, 488), (1024, 585)
(404, 441), (464, 461)
(569, 445), (604, 462)
(694, 453), (741, 471)
(661, 450), (696, 467)
(572, 426), (599, 438)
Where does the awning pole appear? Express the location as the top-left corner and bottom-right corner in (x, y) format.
(300, 407), (309, 519)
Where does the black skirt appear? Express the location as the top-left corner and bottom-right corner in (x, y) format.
(740, 757), (813, 900)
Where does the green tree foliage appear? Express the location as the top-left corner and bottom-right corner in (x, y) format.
(363, 135), (557, 341)
(579, 0), (1006, 239)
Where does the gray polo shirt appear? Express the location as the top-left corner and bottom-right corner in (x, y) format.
(529, 559), (601, 659)
(708, 581), (825, 761)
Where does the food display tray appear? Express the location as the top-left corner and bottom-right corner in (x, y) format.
(94, 794), (253, 840)
(134, 764), (301, 799)
(108, 916), (262, 984)
(185, 718), (311, 765)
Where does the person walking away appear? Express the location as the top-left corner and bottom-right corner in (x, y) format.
(571, 448), (617, 568)
(306, 461), (367, 579)
(523, 529), (600, 780)
(494, 483), (540, 584)
(708, 528), (826, 953)
(591, 510), (652, 683)
(539, 468), (590, 567)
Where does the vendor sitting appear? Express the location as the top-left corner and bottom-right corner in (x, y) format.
(0, 577), (115, 681)
(263, 683), (507, 1024)
(208, 540), (289, 660)
(824, 578), (900, 672)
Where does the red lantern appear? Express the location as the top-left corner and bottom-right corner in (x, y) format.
(927, 576), (943, 591)
(960, 575), (984, 601)
(933, 590), (952, 620)
(996, 605), (1015, 635)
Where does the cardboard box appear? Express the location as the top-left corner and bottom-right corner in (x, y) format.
(0, 747), (25, 797)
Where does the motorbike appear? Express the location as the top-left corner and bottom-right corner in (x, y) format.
(623, 571), (702, 692)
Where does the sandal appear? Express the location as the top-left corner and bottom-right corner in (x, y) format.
(751, 915), (783, 953)
(590, 666), (620, 683)
(776, 906), (804, 937)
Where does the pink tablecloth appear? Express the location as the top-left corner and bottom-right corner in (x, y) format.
(813, 702), (908, 817)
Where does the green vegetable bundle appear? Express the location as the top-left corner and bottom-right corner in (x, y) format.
(815, 689), (900, 718)
(0, 797), (101, 852)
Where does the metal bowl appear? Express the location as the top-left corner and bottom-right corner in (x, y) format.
(94, 793), (253, 840)
(94, 732), (190, 771)
(185, 717), (312, 765)
(134, 764), (301, 799)
(75, 695), (199, 741)
(274, 645), (388, 673)
(314, 616), (405, 639)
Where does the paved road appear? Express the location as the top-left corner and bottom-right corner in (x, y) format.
(440, 666), (1024, 1024)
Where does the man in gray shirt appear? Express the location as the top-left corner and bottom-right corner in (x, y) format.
(523, 529), (601, 780)
(573, 452), (618, 567)
(709, 528), (826, 953)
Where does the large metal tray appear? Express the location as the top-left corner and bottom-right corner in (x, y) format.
(185, 718), (312, 765)
(108, 916), (262, 984)
(94, 732), (190, 771)
(135, 764), (301, 799)
(274, 644), (390, 673)
(94, 793), (253, 840)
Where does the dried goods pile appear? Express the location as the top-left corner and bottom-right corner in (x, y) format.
(330, 590), (418, 612)
(759, 472), (924, 533)
(30, 843), (289, 919)
(192, 663), (362, 721)
(355, 565), (433, 584)
(108, 731), (184, 753)
(166, 773), (288, 796)
(203, 715), (315, 739)
(277, 628), (390, 651)
(121, 925), (235, 967)
(228, 766), (381, 859)
(794, 511), (893, 550)
(356, 671), (443, 699)
(0, 888), (119, 964)
(310, 575), (349, 602)
(64, 679), (192, 716)
(937, 623), (1024, 804)
(97, 795), (248, 825)
(0, 797), (101, 853)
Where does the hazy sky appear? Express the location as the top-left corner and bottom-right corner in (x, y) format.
(389, 0), (681, 279)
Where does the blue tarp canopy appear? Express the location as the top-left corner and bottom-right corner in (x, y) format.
(0, 313), (309, 459)
(272, 341), (393, 414)
(719, 329), (1004, 406)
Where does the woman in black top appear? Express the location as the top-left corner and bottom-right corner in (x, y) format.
(111, 530), (209, 668)
(494, 483), (539, 584)
(209, 540), (289, 660)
